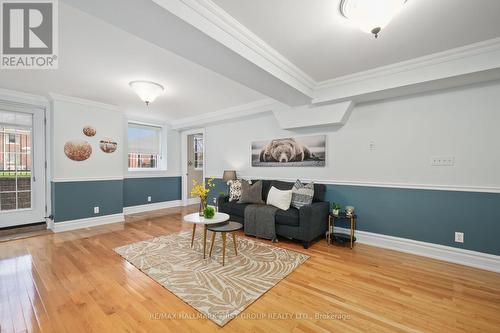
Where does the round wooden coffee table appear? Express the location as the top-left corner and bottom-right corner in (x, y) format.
(208, 221), (243, 266)
(183, 212), (230, 259)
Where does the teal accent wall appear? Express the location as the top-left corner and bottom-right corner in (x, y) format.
(207, 178), (231, 205)
(52, 180), (123, 222)
(325, 185), (500, 256)
(52, 176), (182, 222)
(210, 178), (500, 256)
(123, 177), (181, 207)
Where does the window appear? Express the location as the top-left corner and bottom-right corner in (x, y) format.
(194, 135), (203, 170)
(127, 122), (162, 170)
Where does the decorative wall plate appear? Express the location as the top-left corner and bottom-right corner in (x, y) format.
(83, 126), (96, 137)
(100, 138), (117, 153)
(64, 140), (92, 161)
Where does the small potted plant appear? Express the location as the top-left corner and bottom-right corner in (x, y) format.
(203, 205), (216, 219)
(332, 203), (342, 216)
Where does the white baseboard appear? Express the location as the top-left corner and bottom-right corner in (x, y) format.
(334, 227), (500, 273)
(52, 213), (124, 233)
(184, 197), (200, 206)
(123, 200), (183, 215)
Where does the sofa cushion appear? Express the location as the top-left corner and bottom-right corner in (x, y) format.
(239, 180), (264, 204)
(291, 179), (314, 208)
(228, 179), (243, 202)
(220, 201), (250, 217)
(275, 208), (299, 226)
(266, 186), (293, 210)
(263, 180), (326, 202)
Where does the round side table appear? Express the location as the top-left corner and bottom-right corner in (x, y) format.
(183, 212), (230, 258)
(208, 221), (243, 266)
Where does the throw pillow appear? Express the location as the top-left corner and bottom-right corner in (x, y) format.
(266, 186), (293, 211)
(239, 180), (264, 204)
(228, 179), (242, 202)
(291, 179), (314, 209)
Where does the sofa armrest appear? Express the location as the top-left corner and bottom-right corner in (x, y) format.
(298, 201), (329, 242)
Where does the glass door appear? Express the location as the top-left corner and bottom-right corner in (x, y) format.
(0, 108), (45, 228)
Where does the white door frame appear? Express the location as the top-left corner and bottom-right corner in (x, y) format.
(181, 128), (205, 206)
(0, 101), (47, 228)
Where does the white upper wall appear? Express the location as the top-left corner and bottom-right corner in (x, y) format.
(205, 81), (500, 191)
(51, 97), (182, 181)
(52, 99), (124, 181)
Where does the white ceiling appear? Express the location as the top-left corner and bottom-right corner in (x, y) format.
(0, 3), (266, 120)
(213, 0), (500, 82)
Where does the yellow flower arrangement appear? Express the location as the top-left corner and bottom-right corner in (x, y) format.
(190, 177), (216, 201)
(191, 178), (216, 216)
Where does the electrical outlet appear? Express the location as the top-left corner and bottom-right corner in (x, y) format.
(455, 232), (464, 243)
(431, 156), (455, 166)
(94, 206), (99, 214)
(147, 196), (152, 202)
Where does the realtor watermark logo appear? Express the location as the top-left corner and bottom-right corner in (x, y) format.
(1, 0), (58, 69)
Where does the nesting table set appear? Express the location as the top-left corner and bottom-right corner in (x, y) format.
(183, 212), (242, 266)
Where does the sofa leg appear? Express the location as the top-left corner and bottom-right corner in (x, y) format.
(302, 241), (310, 249)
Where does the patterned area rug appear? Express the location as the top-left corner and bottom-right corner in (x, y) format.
(114, 230), (309, 326)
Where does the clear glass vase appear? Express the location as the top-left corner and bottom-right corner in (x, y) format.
(198, 198), (207, 217)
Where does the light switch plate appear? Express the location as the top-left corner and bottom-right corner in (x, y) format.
(94, 206), (99, 214)
(147, 196), (152, 202)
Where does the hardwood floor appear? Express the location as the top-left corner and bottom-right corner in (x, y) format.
(1, 206), (499, 333)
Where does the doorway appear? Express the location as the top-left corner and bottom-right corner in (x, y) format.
(0, 106), (46, 228)
(182, 129), (205, 206)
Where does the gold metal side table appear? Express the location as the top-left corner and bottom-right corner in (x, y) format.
(327, 213), (357, 249)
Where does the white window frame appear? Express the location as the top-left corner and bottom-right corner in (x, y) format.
(127, 120), (167, 173)
(193, 134), (203, 170)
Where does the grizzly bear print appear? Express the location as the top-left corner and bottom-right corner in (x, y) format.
(259, 138), (312, 163)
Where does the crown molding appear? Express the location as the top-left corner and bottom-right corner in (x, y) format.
(152, 0), (315, 97)
(49, 93), (120, 112)
(170, 98), (283, 130)
(0, 88), (50, 107)
(314, 37), (500, 103)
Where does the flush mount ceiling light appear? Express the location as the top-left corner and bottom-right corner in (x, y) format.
(129, 80), (165, 106)
(340, 0), (407, 38)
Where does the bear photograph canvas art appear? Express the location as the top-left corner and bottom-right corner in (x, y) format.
(252, 135), (326, 167)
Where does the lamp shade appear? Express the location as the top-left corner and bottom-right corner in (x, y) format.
(222, 170), (236, 182)
(129, 80), (165, 105)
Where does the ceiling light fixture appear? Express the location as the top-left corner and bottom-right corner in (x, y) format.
(339, 0), (407, 38)
(129, 80), (165, 106)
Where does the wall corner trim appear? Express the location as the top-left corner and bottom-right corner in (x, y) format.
(273, 100), (355, 129)
(49, 93), (120, 111)
(335, 227), (500, 273)
(152, 0), (316, 97)
(52, 213), (124, 233)
(123, 200), (183, 215)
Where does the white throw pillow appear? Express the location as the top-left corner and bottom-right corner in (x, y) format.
(266, 186), (293, 211)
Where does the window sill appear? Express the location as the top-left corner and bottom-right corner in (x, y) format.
(126, 169), (171, 179)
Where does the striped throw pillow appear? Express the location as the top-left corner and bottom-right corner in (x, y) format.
(291, 179), (314, 209)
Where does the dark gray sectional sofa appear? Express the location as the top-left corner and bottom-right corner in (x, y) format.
(218, 180), (329, 249)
